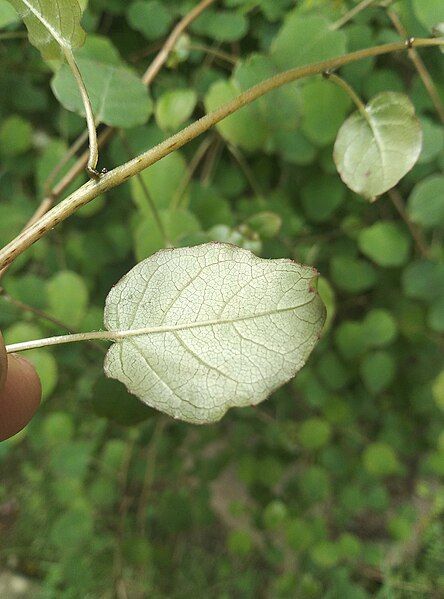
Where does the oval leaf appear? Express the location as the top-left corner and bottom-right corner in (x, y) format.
(51, 57), (153, 128)
(104, 243), (325, 424)
(333, 92), (422, 200)
(6, 0), (86, 59)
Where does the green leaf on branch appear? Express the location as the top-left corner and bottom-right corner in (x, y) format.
(271, 12), (347, 71)
(6, 0), (86, 59)
(155, 89), (197, 132)
(333, 93), (423, 200)
(51, 57), (153, 128)
(103, 243), (325, 424)
(358, 222), (411, 268)
(126, 0), (173, 41)
(46, 270), (89, 328)
(407, 174), (444, 228)
(412, 0), (444, 30)
(130, 152), (188, 212)
(133, 209), (201, 262)
(205, 80), (267, 152)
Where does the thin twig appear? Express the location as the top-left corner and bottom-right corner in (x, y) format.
(388, 188), (430, 258)
(141, 0), (216, 87)
(387, 9), (444, 123)
(0, 37), (443, 272)
(189, 42), (238, 65)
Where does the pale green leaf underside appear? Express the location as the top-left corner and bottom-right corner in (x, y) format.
(104, 243), (325, 424)
(7, 0), (85, 59)
(333, 92), (422, 199)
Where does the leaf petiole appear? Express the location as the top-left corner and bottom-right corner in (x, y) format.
(63, 48), (99, 177)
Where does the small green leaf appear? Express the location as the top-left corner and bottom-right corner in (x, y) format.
(362, 309), (397, 347)
(104, 243), (325, 424)
(0, 0), (19, 27)
(418, 117), (444, 164)
(52, 57), (153, 128)
(360, 351), (396, 394)
(155, 89), (197, 131)
(334, 93), (422, 199)
(192, 9), (248, 43)
(412, 0), (444, 30)
(408, 174), (444, 228)
(300, 174), (345, 222)
(363, 442), (400, 476)
(403, 260), (444, 302)
(299, 418), (331, 450)
(46, 270), (89, 327)
(245, 212), (282, 239)
(271, 12), (347, 71)
(300, 78), (351, 147)
(335, 321), (368, 361)
(205, 80), (267, 152)
(126, 0), (172, 41)
(358, 222), (411, 267)
(0, 115), (32, 157)
(6, 0), (85, 59)
(330, 255), (377, 294)
(133, 209), (200, 262)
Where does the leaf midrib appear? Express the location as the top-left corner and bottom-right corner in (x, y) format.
(20, 0), (69, 48)
(108, 297), (317, 340)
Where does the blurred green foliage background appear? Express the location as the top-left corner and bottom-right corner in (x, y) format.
(0, 0), (443, 597)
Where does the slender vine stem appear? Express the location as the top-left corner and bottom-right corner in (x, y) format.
(324, 71), (367, 114)
(63, 49), (99, 177)
(0, 37), (443, 272)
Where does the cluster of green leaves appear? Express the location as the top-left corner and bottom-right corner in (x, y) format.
(0, 0), (443, 597)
